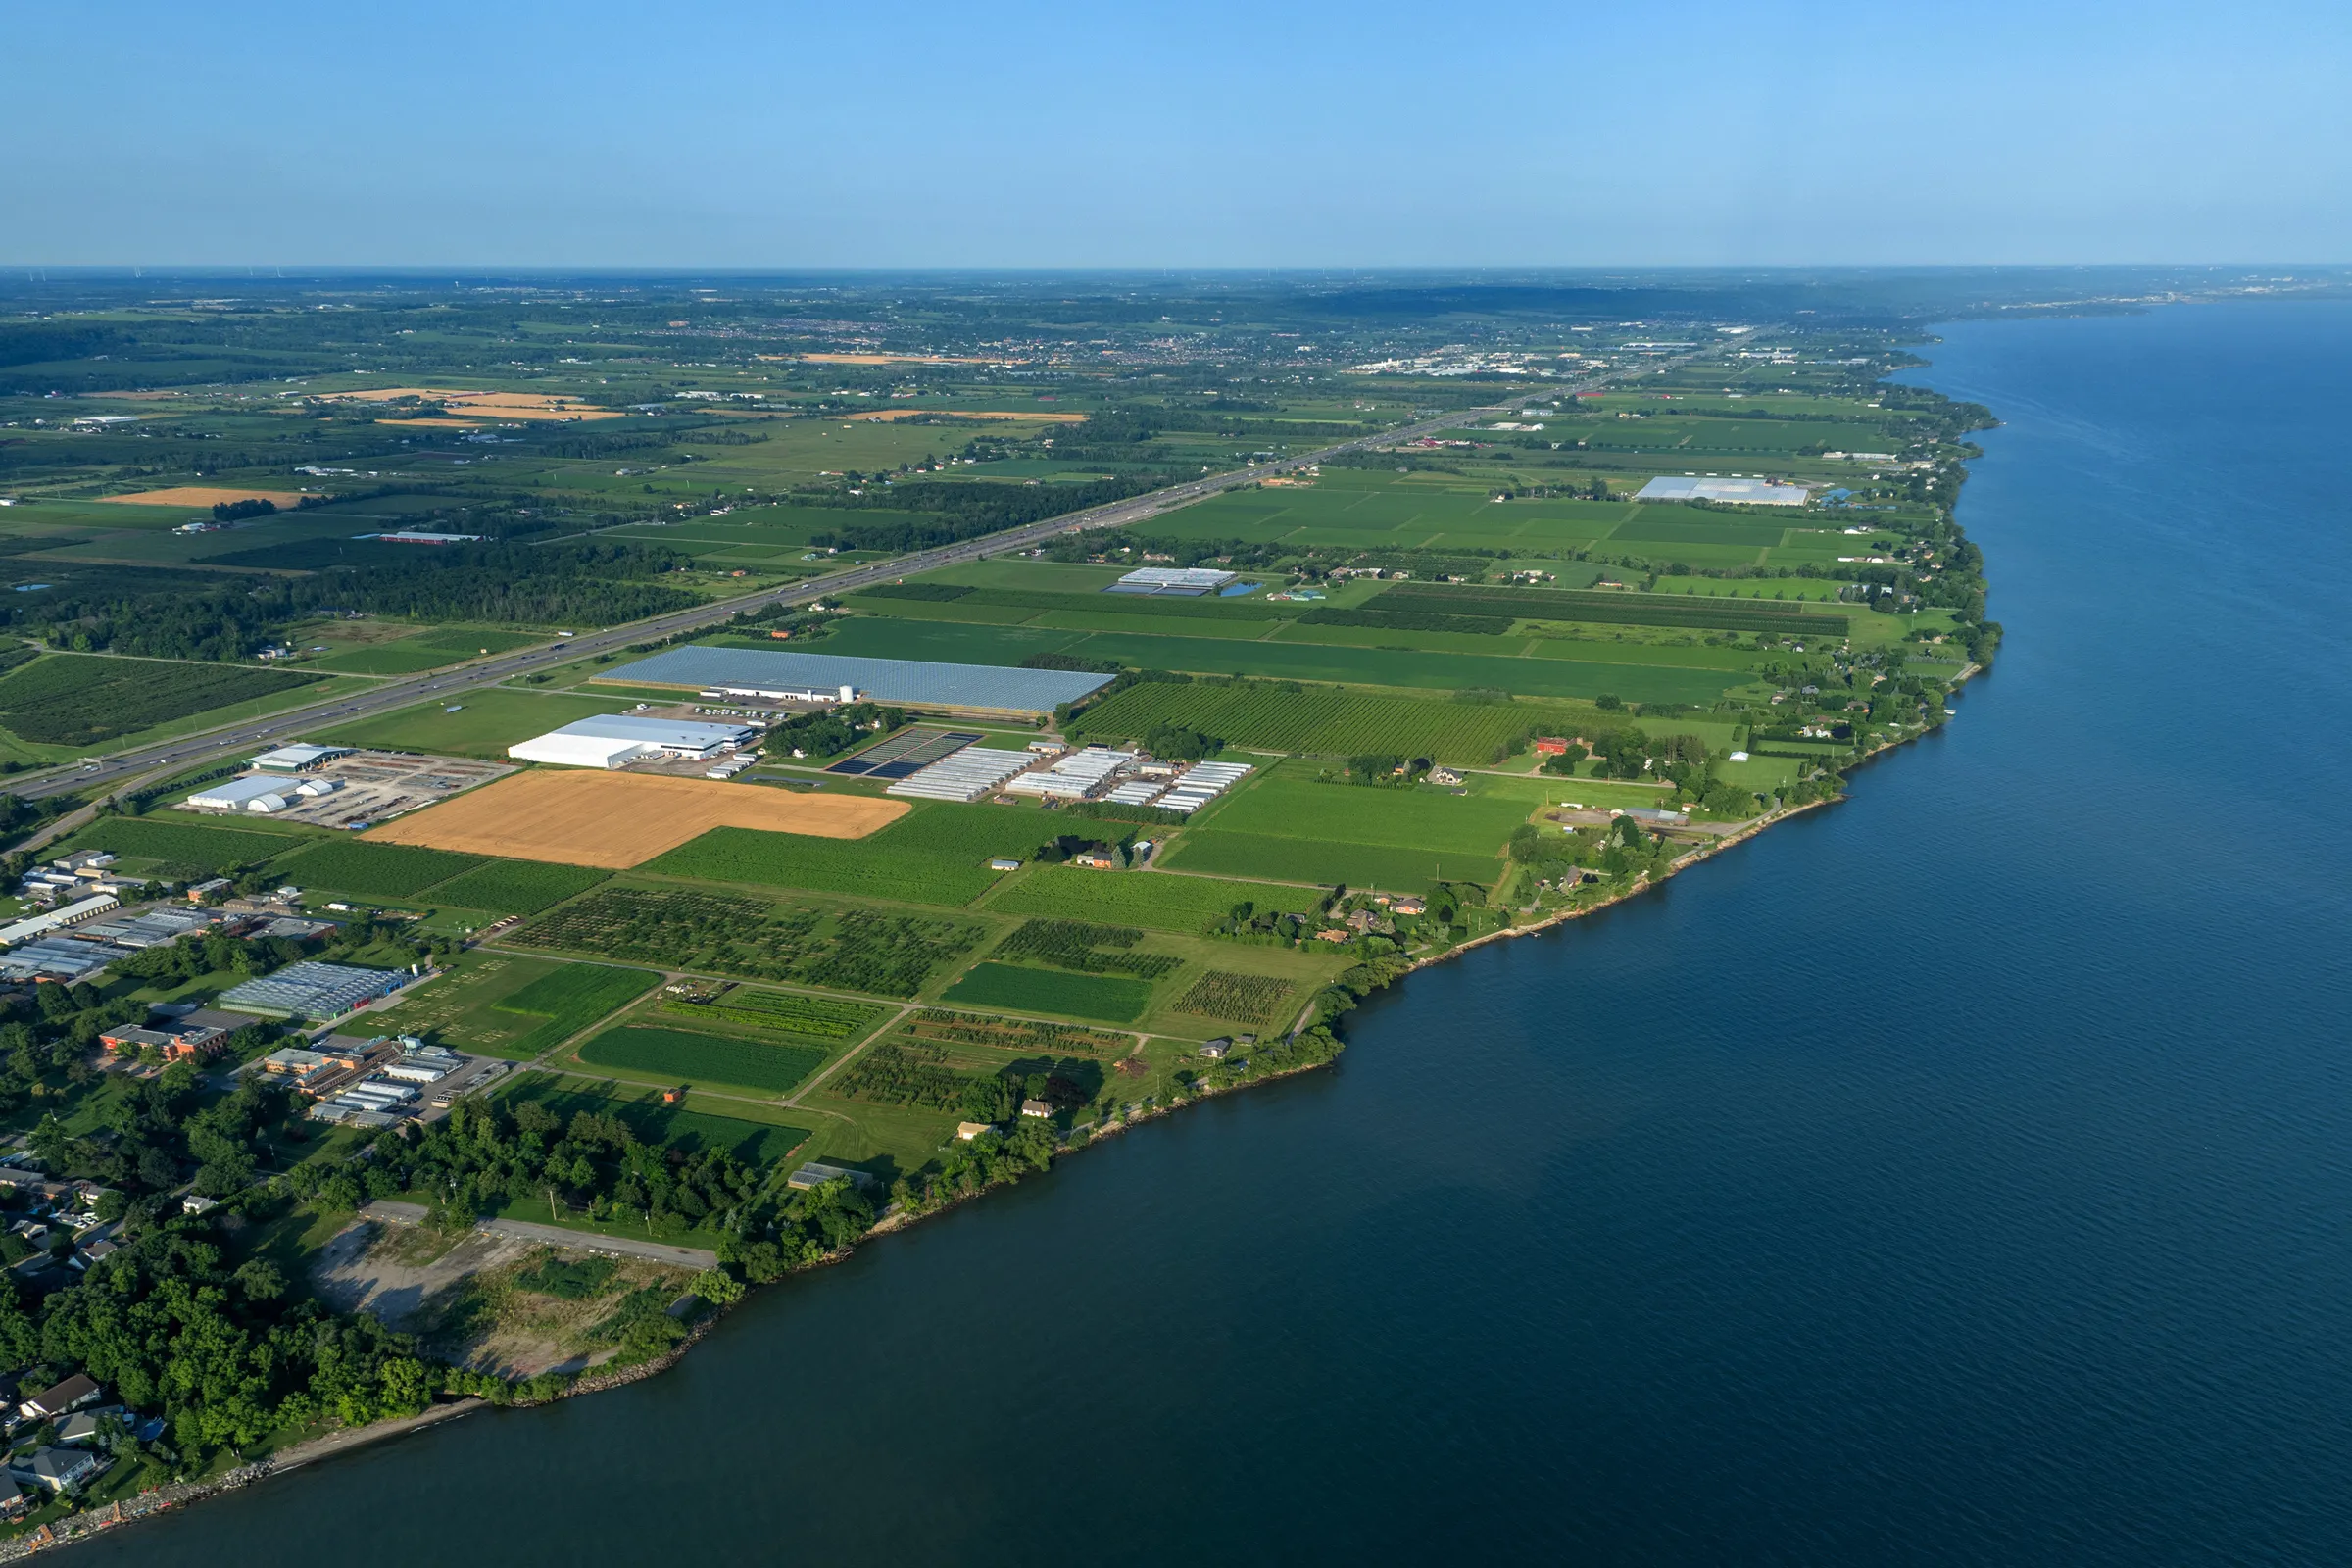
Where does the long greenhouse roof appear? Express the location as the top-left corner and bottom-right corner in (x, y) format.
(603, 645), (1115, 713)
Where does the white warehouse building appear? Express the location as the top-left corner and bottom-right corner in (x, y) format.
(509, 714), (757, 770)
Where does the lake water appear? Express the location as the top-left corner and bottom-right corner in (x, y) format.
(81, 301), (2352, 1565)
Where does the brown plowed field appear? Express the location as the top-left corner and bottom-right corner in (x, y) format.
(365, 770), (906, 868)
(103, 485), (314, 508)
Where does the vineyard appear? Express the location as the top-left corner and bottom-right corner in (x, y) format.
(577, 1025), (826, 1094)
(940, 963), (1153, 1024)
(662, 987), (884, 1040)
(275, 840), (486, 899)
(1069, 681), (1603, 764)
(521, 885), (980, 997)
(71, 817), (311, 874)
(426, 859), (611, 915)
(1172, 970), (1296, 1023)
(902, 1008), (1132, 1058)
(989, 920), (1180, 978)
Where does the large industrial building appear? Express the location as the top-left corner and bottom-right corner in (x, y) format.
(509, 713), (757, 769)
(603, 647), (1113, 716)
(185, 775), (343, 813)
(1634, 476), (1811, 506)
(1106, 565), (1240, 596)
(219, 960), (410, 1021)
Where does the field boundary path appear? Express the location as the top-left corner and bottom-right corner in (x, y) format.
(4, 347), (1715, 809)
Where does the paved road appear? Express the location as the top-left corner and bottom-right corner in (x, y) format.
(7, 367), (1685, 807)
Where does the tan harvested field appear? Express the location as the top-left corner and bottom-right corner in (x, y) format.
(314, 386), (623, 421)
(761, 352), (993, 366)
(103, 485), (314, 508)
(845, 408), (1087, 423)
(366, 769), (907, 868)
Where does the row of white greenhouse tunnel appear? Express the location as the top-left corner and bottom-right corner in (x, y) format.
(887, 741), (1251, 812)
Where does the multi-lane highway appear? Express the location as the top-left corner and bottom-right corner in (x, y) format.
(7, 370), (1679, 806)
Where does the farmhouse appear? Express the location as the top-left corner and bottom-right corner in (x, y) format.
(510, 714), (756, 769)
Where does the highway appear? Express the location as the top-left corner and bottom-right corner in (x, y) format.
(5, 369), (1679, 807)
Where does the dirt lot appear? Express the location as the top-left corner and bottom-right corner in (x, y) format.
(312, 1219), (692, 1377)
(363, 767), (906, 867)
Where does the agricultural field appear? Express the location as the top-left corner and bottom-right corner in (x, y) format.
(662, 987), (885, 1041)
(424, 859), (611, 915)
(518, 884), (982, 997)
(981, 866), (1319, 930)
(386, 955), (660, 1060)
(646, 801), (1128, 906)
(64, 816), (319, 875)
(1068, 681), (1607, 765)
(576, 1025), (827, 1095)
(0, 654), (321, 749)
(367, 768), (906, 869)
(272, 840), (487, 900)
(1172, 970), (1297, 1025)
(941, 962), (1155, 1025)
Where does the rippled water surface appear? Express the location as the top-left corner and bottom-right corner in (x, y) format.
(82, 301), (2352, 1565)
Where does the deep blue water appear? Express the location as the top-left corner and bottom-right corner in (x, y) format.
(82, 301), (2352, 1565)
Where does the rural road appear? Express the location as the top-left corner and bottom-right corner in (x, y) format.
(6, 357), (1697, 807)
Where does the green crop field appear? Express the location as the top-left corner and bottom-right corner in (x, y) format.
(1207, 768), (1535, 856)
(941, 962), (1154, 1024)
(981, 866), (1320, 930)
(425, 859), (610, 915)
(0, 653), (319, 748)
(577, 1025), (826, 1094)
(811, 616), (1742, 705)
(1162, 829), (1497, 891)
(499, 1075), (809, 1165)
(275, 840), (486, 899)
(486, 962), (662, 1057)
(1070, 682), (1605, 763)
(66, 816), (314, 873)
(662, 987), (884, 1040)
(647, 802), (1129, 907)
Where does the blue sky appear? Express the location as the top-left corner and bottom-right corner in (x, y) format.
(5, 0), (2347, 267)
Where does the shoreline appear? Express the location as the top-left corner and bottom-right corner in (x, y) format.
(13, 663), (1979, 1560)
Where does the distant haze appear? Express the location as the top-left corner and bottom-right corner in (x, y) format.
(5, 0), (2348, 268)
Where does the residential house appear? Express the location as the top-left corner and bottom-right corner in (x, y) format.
(1198, 1039), (1231, 1060)
(956, 1121), (994, 1141)
(11, 1446), (106, 1494)
(1018, 1099), (1054, 1119)
(55, 1406), (124, 1446)
(16, 1374), (100, 1425)
(0, 1468), (23, 1518)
